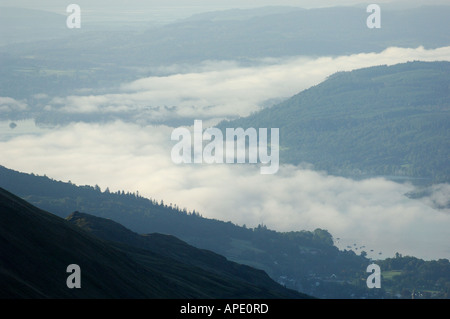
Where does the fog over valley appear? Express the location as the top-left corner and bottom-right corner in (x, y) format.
(1, 44), (450, 260)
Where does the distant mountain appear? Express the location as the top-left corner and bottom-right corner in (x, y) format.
(182, 6), (305, 22)
(220, 61), (450, 183)
(5, 5), (450, 65)
(1, 5), (450, 100)
(0, 7), (69, 46)
(0, 187), (308, 298)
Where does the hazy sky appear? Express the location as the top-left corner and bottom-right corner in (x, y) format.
(1, 0), (382, 10)
(2, 0), (448, 16)
(2, 0), (448, 27)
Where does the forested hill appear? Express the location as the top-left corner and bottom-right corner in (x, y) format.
(220, 61), (450, 183)
(0, 165), (336, 253)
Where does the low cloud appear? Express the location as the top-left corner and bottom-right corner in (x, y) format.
(0, 97), (28, 113)
(0, 121), (449, 260)
(46, 46), (450, 124)
(412, 184), (450, 210)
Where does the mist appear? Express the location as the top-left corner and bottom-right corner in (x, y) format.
(0, 121), (449, 261)
(42, 46), (450, 125)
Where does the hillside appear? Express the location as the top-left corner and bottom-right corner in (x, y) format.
(1, 166), (449, 298)
(0, 165), (383, 298)
(220, 61), (450, 183)
(0, 186), (307, 299)
(66, 211), (310, 296)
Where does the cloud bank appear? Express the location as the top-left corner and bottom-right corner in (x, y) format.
(0, 97), (28, 113)
(0, 121), (449, 260)
(45, 46), (450, 124)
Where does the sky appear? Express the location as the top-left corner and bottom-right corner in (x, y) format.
(2, 0), (447, 9)
(2, 0), (449, 23)
(0, 0), (391, 10)
(1, 45), (449, 260)
(1, 0), (448, 32)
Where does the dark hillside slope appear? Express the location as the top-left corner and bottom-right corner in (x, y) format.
(0, 187), (308, 299)
(66, 211), (310, 297)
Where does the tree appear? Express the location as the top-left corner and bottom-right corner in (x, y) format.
(313, 229), (333, 246)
